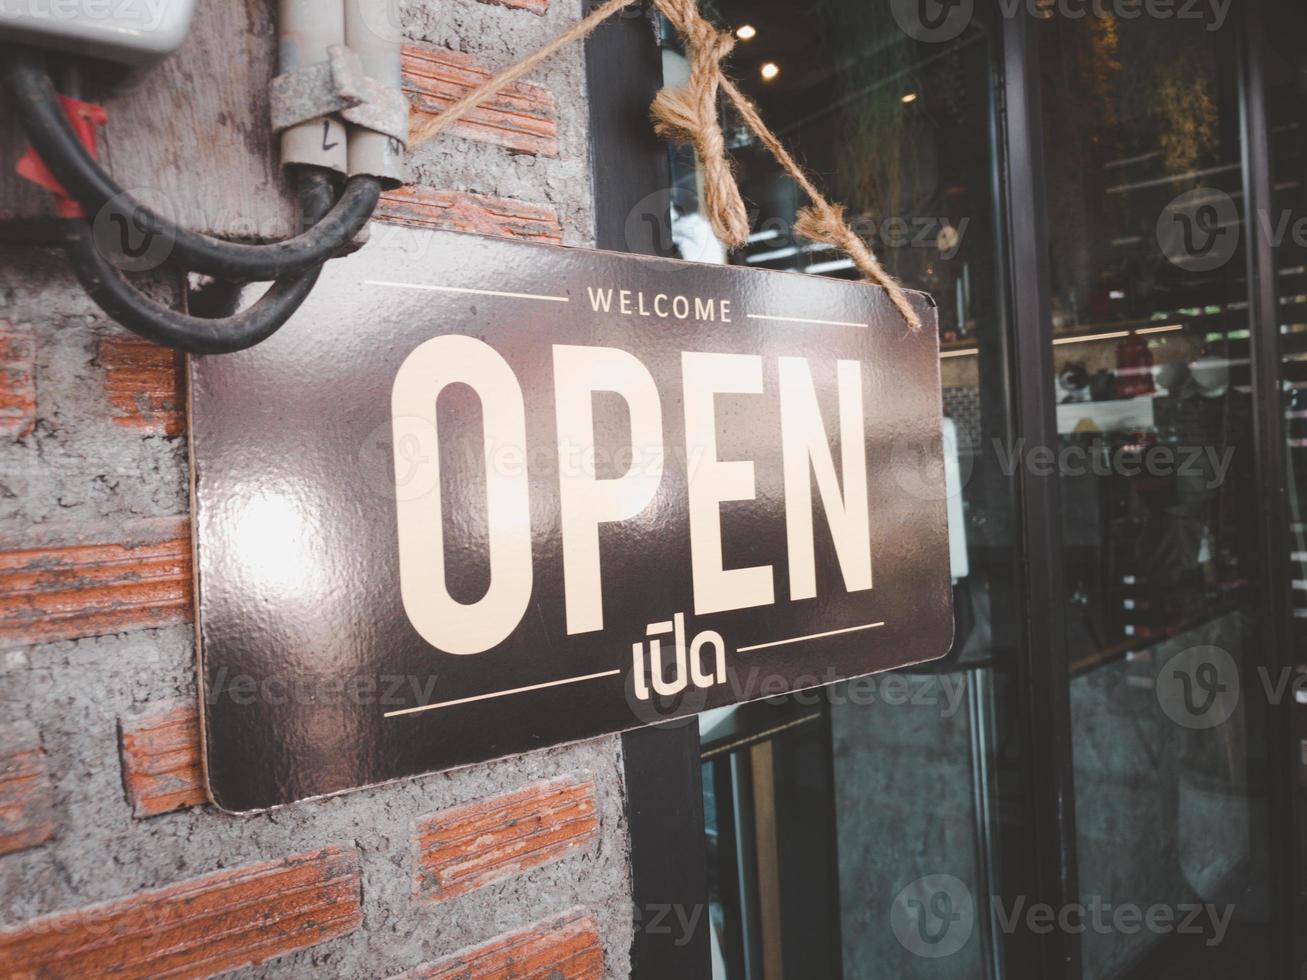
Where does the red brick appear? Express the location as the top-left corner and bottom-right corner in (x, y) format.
(475, 0), (548, 14)
(377, 187), (562, 243)
(0, 722), (56, 856)
(407, 909), (603, 979)
(119, 701), (205, 818)
(414, 774), (599, 904)
(0, 518), (192, 648)
(98, 333), (185, 437)
(0, 846), (362, 978)
(0, 319), (35, 440)
(404, 45), (558, 156)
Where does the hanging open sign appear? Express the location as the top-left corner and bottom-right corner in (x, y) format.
(190, 228), (953, 811)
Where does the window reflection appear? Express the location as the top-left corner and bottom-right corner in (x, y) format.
(680, 1), (1016, 977)
(1265, 2), (1307, 670)
(1039, 11), (1272, 978)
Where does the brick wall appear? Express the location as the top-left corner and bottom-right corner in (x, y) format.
(0, 0), (636, 976)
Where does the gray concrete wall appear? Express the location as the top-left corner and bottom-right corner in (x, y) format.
(0, 0), (636, 975)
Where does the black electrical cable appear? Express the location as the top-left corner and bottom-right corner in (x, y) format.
(2, 43), (382, 281)
(62, 170), (335, 355)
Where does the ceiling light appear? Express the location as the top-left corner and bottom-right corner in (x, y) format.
(901, 92), (918, 104)
(736, 24), (756, 40)
(760, 62), (779, 81)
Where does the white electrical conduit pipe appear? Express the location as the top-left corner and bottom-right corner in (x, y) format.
(279, 0), (349, 174)
(345, 0), (405, 184)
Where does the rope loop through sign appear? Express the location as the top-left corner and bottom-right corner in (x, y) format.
(407, 0), (922, 331)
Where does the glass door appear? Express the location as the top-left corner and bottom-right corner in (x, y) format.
(1266, 6), (1307, 668)
(633, 0), (1301, 976)
(1037, 7), (1277, 977)
(670, 1), (1035, 976)
(1260, 0), (1307, 965)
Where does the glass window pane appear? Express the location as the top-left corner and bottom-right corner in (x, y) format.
(674, 2), (1023, 976)
(1038, 10), (1273, 977)
(1266, 0), (1307, 677)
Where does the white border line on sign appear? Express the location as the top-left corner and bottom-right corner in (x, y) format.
(745, 313), (868, 329)
(384, 669), (621, 719)
(366, 280), (571, 303)
(737, 621), (885, 653)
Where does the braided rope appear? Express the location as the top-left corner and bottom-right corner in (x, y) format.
(408, 0), (921, 330)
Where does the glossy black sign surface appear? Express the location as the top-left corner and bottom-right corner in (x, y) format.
(190, 228), (952, 811)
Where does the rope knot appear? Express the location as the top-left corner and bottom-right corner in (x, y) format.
(650, 1), (750, 247)
(794, 202), (847, 246)
(407, 0), (922, 331)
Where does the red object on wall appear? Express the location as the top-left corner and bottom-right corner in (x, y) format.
(118, 702), (206, 818)
(0, 847), (362, 977)
(15, 95), (108, 219)
(0, 320), (36, 441)
(408, 909), (603, 979)
(413, 774), (600, 904)
(0, 519), (192, 647)
(0, 722), (56, 856)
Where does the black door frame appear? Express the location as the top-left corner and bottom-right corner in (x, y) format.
(1237, 0), (1299, 974)
(984, 2), (1301, 974)
(992, 8), (1083, 976)
(595, 0), (1303, 975)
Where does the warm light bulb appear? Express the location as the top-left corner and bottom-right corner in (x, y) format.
(760, 62), (779, 81)
(736, 24), (757, 40)
(902, 92), (918, 104)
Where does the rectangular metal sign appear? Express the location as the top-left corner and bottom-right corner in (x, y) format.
(190, 228), (953, 811)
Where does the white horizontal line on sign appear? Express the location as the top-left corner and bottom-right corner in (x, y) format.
(737, 621), (885, 653)
(365, 280), (571, 303)
(383, 668), (621, 719)
(745, 313), (868, 329)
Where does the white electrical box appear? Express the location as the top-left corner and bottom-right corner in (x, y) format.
(0, 0), (198, 65)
